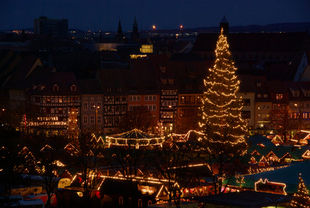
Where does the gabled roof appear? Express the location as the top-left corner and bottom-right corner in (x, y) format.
(109, 129), (152, 139)
(0, 51), (43, 89)
(247, 135), (275, 148)
(243, 161), (310, 193)
(29, 72), (78, 95)
(78, 79), (103, 94)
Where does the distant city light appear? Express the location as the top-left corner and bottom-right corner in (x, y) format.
(179, 24), (184, 30)
(152, 25), (157, 30)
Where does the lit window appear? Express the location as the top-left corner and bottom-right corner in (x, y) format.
(276, 93), (283, 100)
(140, 44), (153, 53)
(303, 113), (308, 119)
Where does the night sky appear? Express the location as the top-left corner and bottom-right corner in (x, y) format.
(1, 0), (310, 31)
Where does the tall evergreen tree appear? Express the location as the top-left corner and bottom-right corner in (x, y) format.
(199, 28), (247, 155)
(199, 28), (247, 193)
(290, 173), (310, 208)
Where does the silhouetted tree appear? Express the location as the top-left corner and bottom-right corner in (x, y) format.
(119, 106), (157, 133)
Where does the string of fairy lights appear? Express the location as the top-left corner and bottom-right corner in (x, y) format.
(290, 173), (310, 208)
(199, 28), (247, 150)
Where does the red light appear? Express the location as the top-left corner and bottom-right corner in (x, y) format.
(95, 191), (101, 199)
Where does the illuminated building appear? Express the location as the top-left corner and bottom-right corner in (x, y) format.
(127, 92), (160, 124)
(27, 72), (80, 137)
(160, 89), (178, 132)
(103, 93), (127, 134)
(157, 63), (178, 131)
(130, 54), (148, 59)
(176, 92), (201, 133)
(140, 45), (153, 54)
(79, 79), (104, 134)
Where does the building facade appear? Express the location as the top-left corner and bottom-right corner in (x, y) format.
(34, 16), (68, 38)
(27, 72), (80, 137)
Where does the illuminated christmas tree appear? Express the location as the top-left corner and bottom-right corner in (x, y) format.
(290, 173), (310, 208)
(199, 28), (247, 156)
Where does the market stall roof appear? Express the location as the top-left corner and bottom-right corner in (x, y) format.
(227, 161), (310, 193)
(195, 191), (290, 207)
(108, 129), (153, 139)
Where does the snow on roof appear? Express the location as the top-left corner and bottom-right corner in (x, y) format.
(244, 161), (310, 193)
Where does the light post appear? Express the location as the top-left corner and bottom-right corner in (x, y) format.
(294, 103), (302, 131)
(93, 105), (100, 134)
(168, 105), (175, 133)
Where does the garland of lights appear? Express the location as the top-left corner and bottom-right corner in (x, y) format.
(290, 173), (310, 208)
(199, 28), (247, 153)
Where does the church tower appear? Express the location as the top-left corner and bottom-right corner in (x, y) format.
(131, 16), (139, 42)
(116, 19), (124, 41)
(220, 16), (229, 35)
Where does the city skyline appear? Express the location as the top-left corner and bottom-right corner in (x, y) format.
(1, 0), (310, 31)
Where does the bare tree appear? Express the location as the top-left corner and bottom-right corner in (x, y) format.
(119, 106), (157, 133)
(269, 104), (293, 142)
(37, 145), (59, 208)
(175, 108), (200, 133)
(151, 138), (203, 207)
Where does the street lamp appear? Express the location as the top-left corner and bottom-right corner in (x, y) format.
(93, 105), (100, 134)
(294, 103), (302, 131)
(168, 105), (175, 133)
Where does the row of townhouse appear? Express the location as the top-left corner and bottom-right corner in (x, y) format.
(24, 73), (310, 137)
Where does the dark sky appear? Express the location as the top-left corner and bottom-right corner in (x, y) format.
(1, 0), (310, 31)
